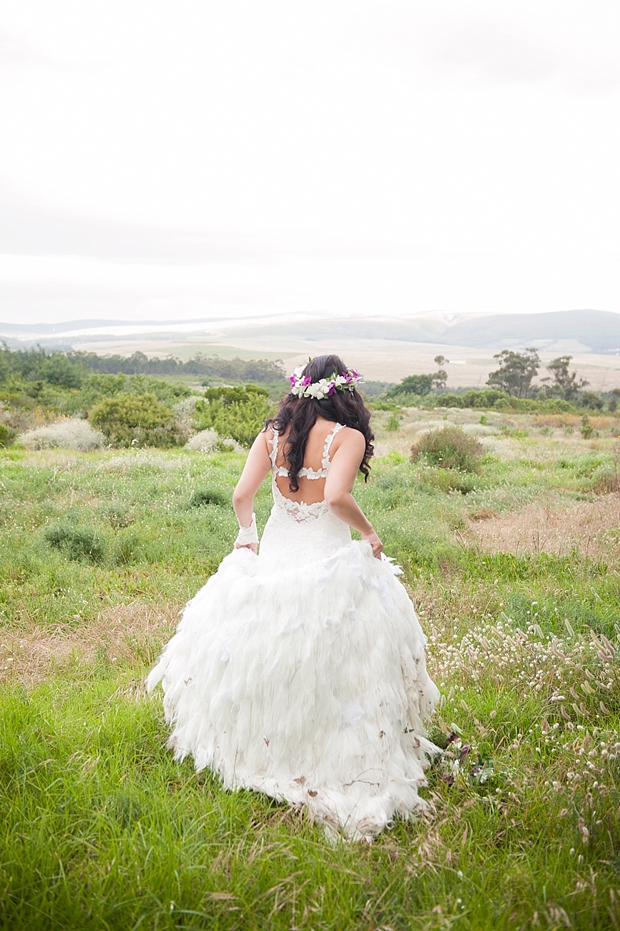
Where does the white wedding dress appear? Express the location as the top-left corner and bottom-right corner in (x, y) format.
(148, 423), (439, 839)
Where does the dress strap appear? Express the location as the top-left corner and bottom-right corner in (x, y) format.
(321, 423), (345, 471)
(270, 428), (291, 478)
(268, 428), (279, 469)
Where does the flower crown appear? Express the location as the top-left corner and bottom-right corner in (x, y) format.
(289, 366), (363, 400)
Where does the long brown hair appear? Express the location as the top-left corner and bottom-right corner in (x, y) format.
(265, 354), (374, 492)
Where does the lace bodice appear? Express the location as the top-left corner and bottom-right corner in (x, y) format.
(269, 423), (344, 522)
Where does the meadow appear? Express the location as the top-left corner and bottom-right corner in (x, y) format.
(1, 407), (619, 930)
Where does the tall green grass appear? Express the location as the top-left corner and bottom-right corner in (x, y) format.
(1, 433), (619, 929)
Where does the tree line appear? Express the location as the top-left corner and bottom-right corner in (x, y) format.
(0, 345), (287, 387)
(387, 350), (617, 411)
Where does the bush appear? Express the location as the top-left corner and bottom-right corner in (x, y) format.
(37, 354), (84, 388)
(89, 394), (185, 448)
(419, 466), (478, 494)
(431, 390), (576, 414)
(20, 419), (105, 451)
(44, 523), (106, 562)
(193, 385), (272, 448)
(434, 393), (464, 408)
(189, 487), (229, 508)
(0, 423), (15, 447)
(580, 415), (594, 439)
(411, 425), (484, 472)
(581, 391), (604, 411)
(185, 429), (243, 454)
(386, 412), (401, 432)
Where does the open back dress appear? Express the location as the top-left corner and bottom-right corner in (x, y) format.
(147, 421), (439, 839)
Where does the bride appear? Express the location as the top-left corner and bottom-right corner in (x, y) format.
(148, 354), (439, 839)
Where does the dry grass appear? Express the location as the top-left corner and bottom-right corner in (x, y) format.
(465, 494), (620, 561)
(0, 603), (179, 688)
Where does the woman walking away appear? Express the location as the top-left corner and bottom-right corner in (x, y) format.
(148, 354), (439, 840)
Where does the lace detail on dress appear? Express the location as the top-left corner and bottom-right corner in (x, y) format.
(321, 422), (344, 470)
(270, 423), (344, 522)
(272, 481), (330, 522)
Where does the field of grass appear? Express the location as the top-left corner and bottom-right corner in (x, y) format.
(1, 408), (619, 930)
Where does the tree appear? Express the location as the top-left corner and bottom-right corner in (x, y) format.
(581, 391), (603, 410)
(387, 374), (433, 397)
(38, 354), (84, 389)
(487, 348), (540, 398)
(543, 355), (588, 401)
(387, 369), (448, 398)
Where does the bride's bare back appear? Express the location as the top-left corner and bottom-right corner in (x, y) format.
(233, 414), (383, 557)
(272, 417), (344, 505)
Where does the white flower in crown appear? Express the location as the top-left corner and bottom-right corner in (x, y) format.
(289, 367), (363, 399)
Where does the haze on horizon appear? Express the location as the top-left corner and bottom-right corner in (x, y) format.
(0, 0), (619, 327)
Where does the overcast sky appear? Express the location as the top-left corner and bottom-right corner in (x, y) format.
(1, 0), (619, 325)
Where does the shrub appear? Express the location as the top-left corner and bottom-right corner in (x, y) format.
(419, 466), (478, 494)
(44, 523), (106, 562)
(189, 487), (229, 508)
(434, 393), (464, 408)
(193, 385), (272, 448)
(19, 419), (105, 451)
(37, 354), (84, 388)
(89, 393), (185, 448)
(581, 391), (604, 411)
(411, 425), (484, 472)
(0, 423), (15, 447)
(185, 429), (243, 454)
(462, 389), (513, 409)
(112, 529), (151, 565)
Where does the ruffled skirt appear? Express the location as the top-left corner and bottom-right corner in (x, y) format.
(148, 517), (439, 839)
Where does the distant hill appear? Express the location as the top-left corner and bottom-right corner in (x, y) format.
(441, 310), (620, 353)
(1, 309), (619, 354)
(226, 309), (620, 354)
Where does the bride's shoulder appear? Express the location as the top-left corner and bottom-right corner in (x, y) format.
(331, 425), (365, 455)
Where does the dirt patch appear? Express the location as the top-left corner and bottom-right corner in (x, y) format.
(0, 603), (180, 688)
(466, 494), (620, 561)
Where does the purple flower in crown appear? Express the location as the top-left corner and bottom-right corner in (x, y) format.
(349, 369), (360, 378)
(289, 375), (296, 386)
(327, 381), (337, 396)
(302, 376), (312, 386)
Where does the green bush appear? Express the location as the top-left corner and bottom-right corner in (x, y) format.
(193, 385), (272, 448)
(44, 523), (106, 562)
(581, 391), (604, 411)
(189, 487), (229, 508)
(385, 412), (401, 432)
(411, 425), (484, 472)
(0, 423), (15, 447)
(89, 393), (185, 448)
(38, 354), (84, 389)
(432, 390), (576, 414)
(433, 393), (464, 408)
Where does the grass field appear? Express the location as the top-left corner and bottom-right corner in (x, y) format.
(1, 408), (619, 930)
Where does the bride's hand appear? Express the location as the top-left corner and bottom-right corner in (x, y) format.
(362, 529), (383, 559)
(235, 542), (258, 554)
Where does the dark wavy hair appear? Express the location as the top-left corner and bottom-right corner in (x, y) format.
(265, 354), (374, 493)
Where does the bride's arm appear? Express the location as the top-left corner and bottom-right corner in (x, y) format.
(324, 430), (383, 558)
(232, 430), (272, 551)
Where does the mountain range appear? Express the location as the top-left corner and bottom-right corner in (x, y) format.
(0, 309), (618, 354)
